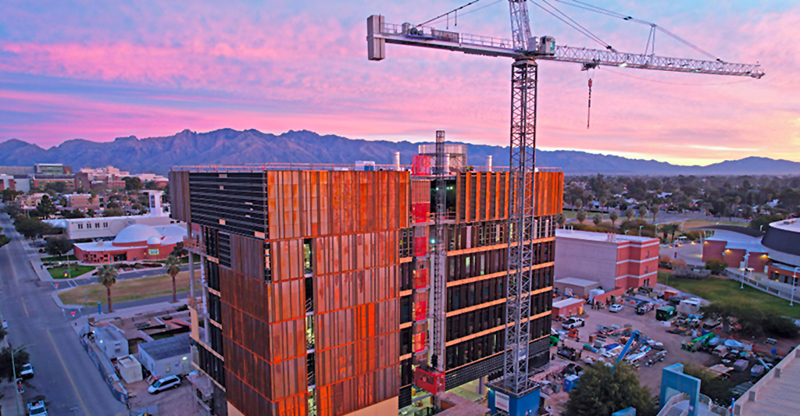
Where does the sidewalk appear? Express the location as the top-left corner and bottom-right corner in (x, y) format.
(0, 381), (24, 416)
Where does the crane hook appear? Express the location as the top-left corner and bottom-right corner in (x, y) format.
(587, 78), (593, 129)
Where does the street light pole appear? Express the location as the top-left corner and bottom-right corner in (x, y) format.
(8, 342), (23, 415)
(639, 225), (644, 237)
(791, 267), (799, 307)
(741, 252), (749, 290)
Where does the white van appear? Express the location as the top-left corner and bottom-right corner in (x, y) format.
(148, 375), (181, 394)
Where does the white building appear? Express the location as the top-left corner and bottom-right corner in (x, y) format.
(46, 191), (180, 240)
(138, 334), (192, 379)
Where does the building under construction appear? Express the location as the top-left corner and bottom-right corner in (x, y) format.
(170, 145), (563, 416)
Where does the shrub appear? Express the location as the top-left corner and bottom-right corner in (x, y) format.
(705, 259), (728, 274)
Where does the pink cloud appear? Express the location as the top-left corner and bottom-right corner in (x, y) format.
(0, 1), (798, 165)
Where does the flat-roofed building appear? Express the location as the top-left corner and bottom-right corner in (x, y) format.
(733, 345), (800, 416)
(171, 155), (563, 416)
(555, 229), (659, 291)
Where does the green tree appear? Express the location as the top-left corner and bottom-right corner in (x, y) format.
(1, 189), (23, 202)
(97, 265), (119, 313)
(681, 362), (735, 405)
(63, 209), (86, 219)
(566, 362), (657, 416)
(592, 214), (602, 226)
(0, 346), (30, 381)
(45, 236), (73, 256)
(638, 205), (648, 220)
(36, 195), (57, 219)
(574, 198), (583, 210)
(625, 208), (635, 221)
(576, 209), (587, 224)
(705, 259), (728, 274)
(750, 214), (783, 232)
(13, 216), (52, 239)
(0, 227), (10, 249)
(170, 242), (188, 258)
(556, 214), (566, 228)
(102, 207), (125, 217)
(609, 211), (619, 227)
(165, 255), (182, 303)
(123, 177), (143, 191)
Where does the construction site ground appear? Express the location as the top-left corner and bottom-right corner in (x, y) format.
(544, 302), (719, 413)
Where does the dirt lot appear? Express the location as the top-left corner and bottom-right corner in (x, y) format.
(551, 304), (718, 395)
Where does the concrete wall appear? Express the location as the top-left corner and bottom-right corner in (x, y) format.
(702, 240), (726, 263)
(724, 248), (746, 268)
(555, 237), (618, 291)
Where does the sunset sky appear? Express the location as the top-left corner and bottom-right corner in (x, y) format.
(1, 0), (798, 165)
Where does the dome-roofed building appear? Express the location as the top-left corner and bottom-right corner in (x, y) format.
(74, 223), (186, 264)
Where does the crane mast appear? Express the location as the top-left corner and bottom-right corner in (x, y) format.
(367, 1), (762, 414)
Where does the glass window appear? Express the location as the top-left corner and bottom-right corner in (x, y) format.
(303, 239), (313, 275)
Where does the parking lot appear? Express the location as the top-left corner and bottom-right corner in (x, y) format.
(551, 302), (718, 394)
(127, 378), (200, 415)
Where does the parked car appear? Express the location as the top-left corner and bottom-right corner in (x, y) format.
(609, 304), (623, 313)
(27, 400), (47, 416)
(562, 318), (585, 329)
(20, 363), (34, 379)
(147, 375), (181, 394)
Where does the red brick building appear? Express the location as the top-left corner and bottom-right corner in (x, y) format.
(74, 224), (185, 263)
(555, 229), (659, 291)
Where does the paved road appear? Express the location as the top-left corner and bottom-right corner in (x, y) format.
(0, 213), (127, 416)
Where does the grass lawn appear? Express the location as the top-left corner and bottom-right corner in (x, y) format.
(148, 255), (193, 265)
(58, 271), (191, 306)
(48, 264), (96, 279)
(683, 219), (749, 229)
(658, 271), (800, 319)
(41, 254), (78, 262)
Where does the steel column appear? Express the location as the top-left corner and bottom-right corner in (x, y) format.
(502, 58), (538, 395)
(431, 130), (447, 373)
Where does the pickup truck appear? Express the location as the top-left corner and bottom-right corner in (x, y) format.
(27, 400), (48, 416)
(561, 318), (585, 330)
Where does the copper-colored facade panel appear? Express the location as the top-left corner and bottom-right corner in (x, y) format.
(168, 171), (191, 222)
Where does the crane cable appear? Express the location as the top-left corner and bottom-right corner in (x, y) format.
(418, 0), (483, 28)
(529, 0), (614, 50)
(554, 0), (722, 61)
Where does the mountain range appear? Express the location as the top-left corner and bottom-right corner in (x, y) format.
(1, 129), (798, 176)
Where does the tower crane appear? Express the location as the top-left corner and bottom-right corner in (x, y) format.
(367, 1), (763, 414)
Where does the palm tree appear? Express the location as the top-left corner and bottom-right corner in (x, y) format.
(609, 211), (619, 227)
(576, 209), (587, 224)
(96, 265), (118, 313)
(165, 255), (182, 303)
(556, 214), (566, 228)
(638, 205), (648, 220)
(625, 208), (635, 221)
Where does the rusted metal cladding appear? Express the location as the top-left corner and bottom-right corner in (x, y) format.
(315, 266), (398, 315)
(317, 365), (398, 416)
(314, 231), (399, 277)
(224, 367), (308, 416)
(229, 234), (265, 280)
(455, 171), (563, 222)
(534, 171), (564, 216)
(169, 170), (191, 222)
(220, 268), (304, 325)
(267, 170), (409, 240)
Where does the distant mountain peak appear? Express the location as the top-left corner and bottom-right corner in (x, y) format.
(0, 128), (797, 176)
